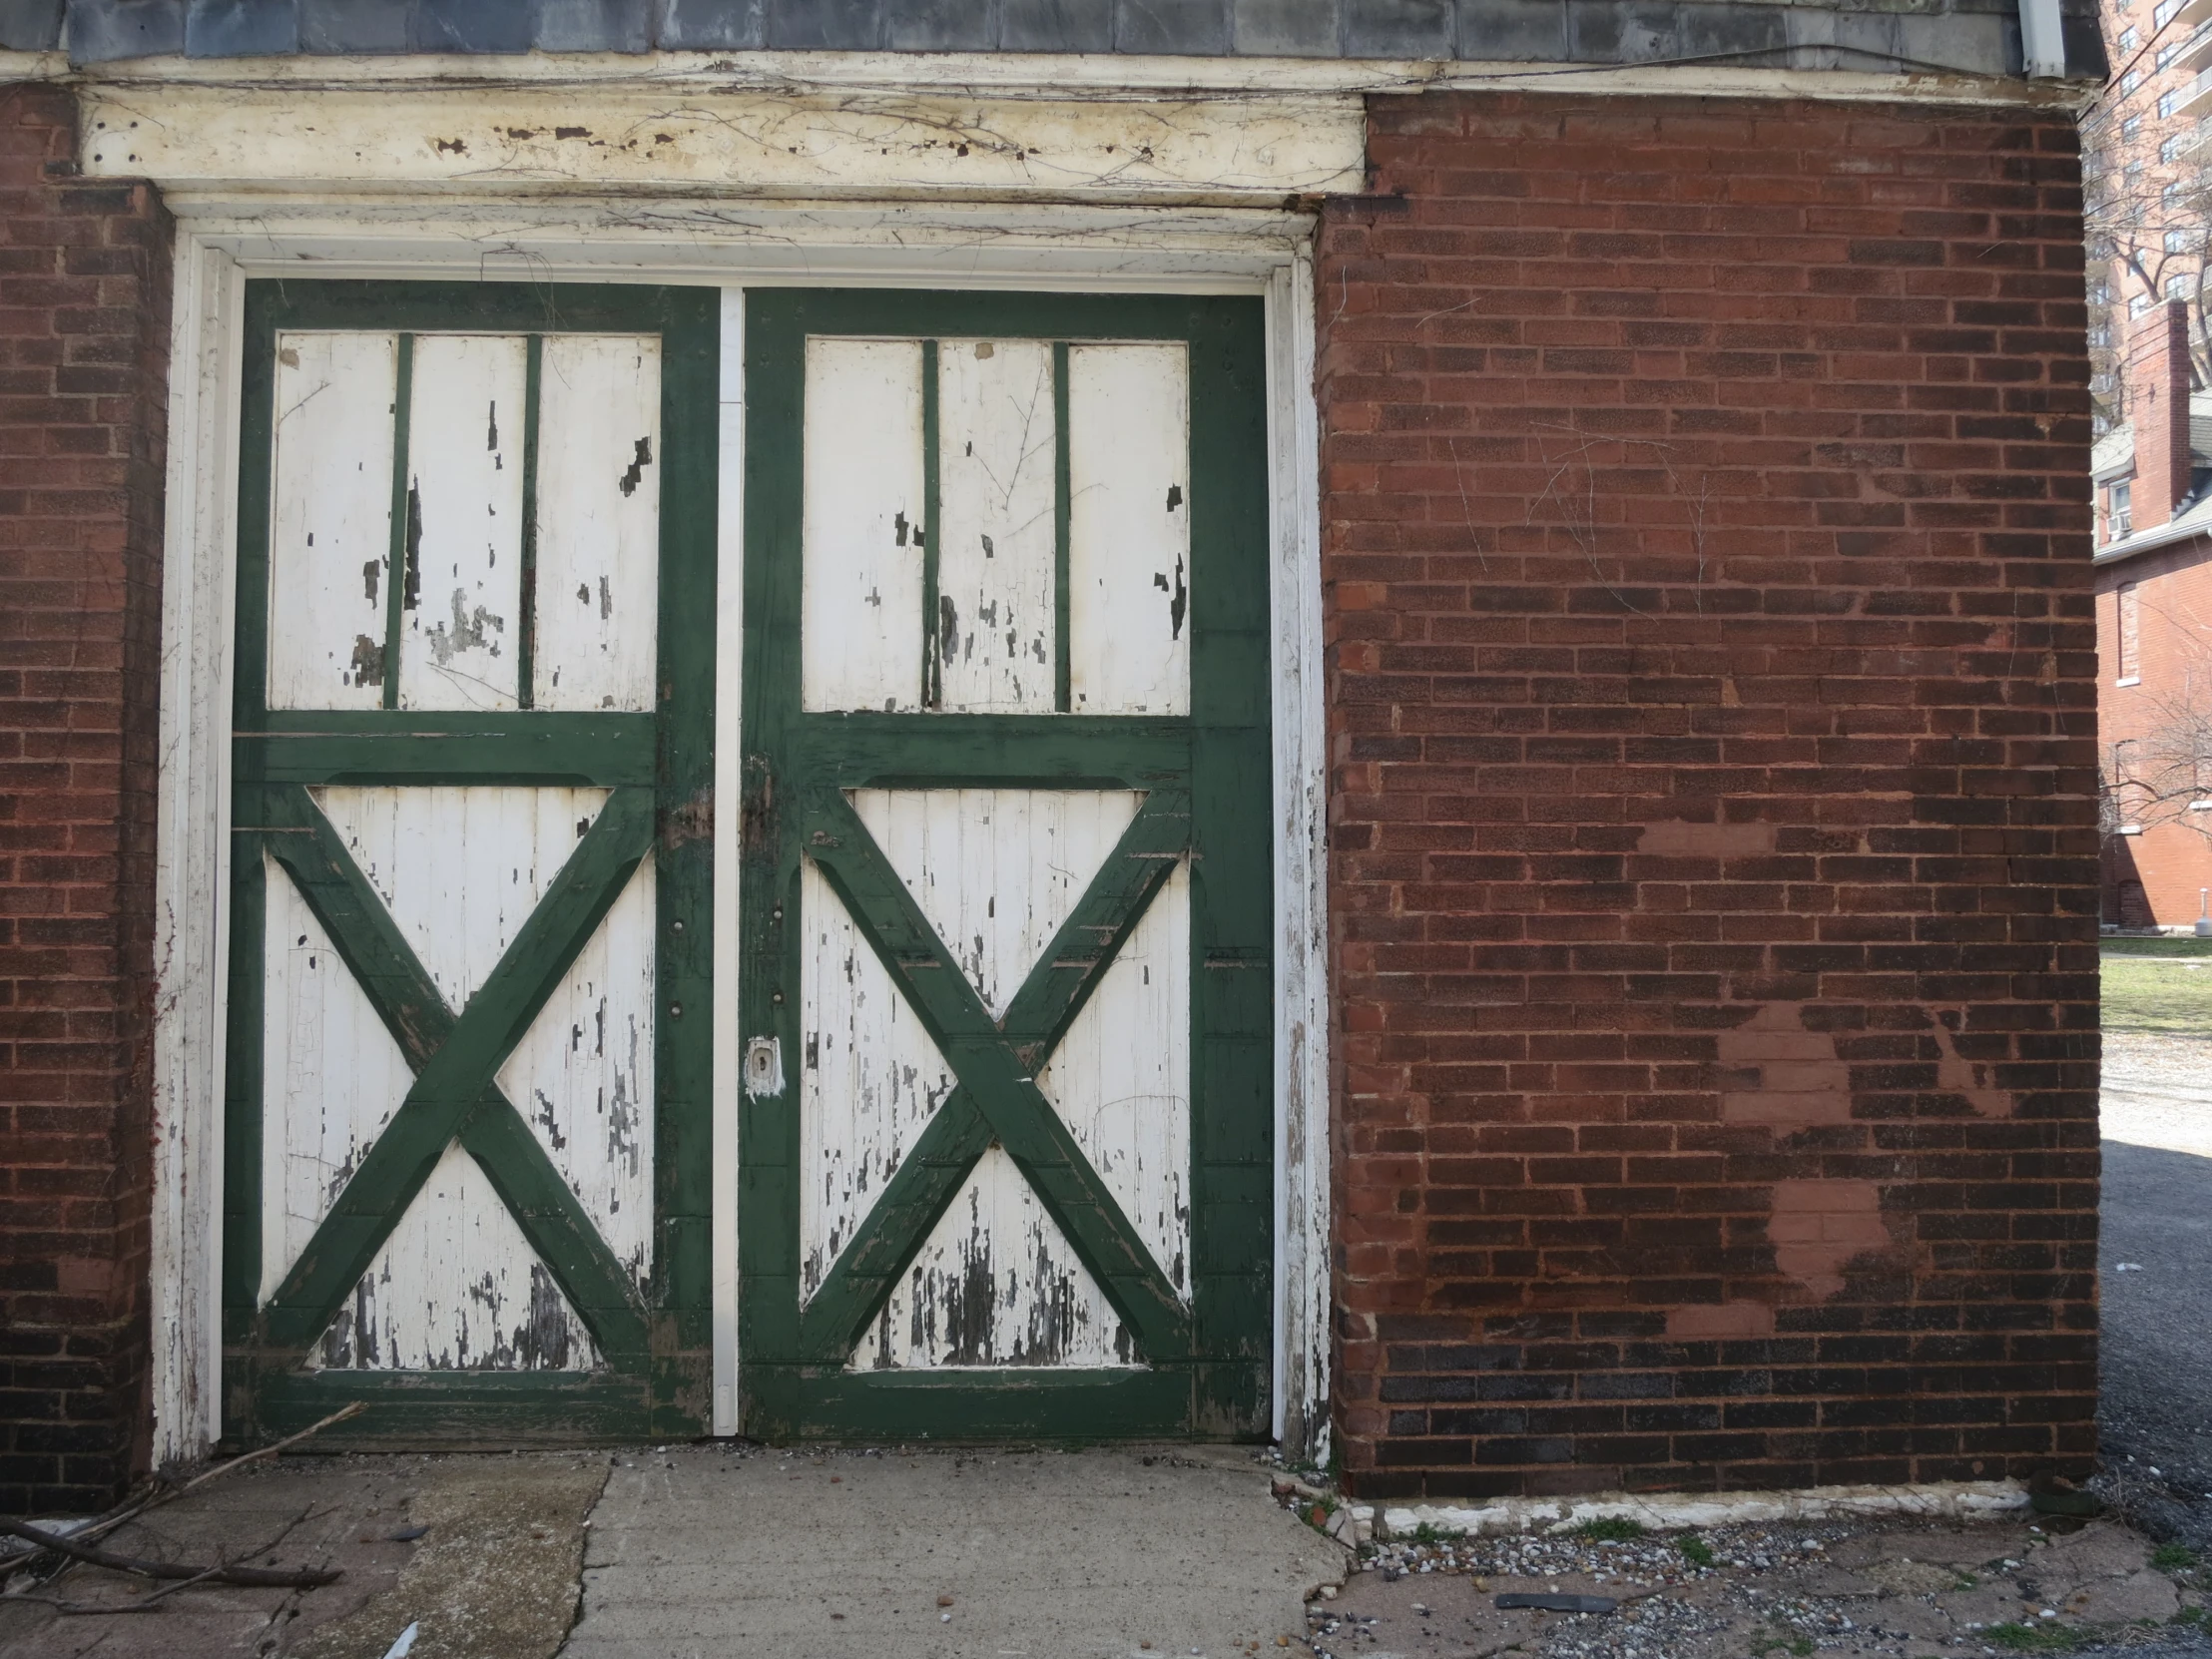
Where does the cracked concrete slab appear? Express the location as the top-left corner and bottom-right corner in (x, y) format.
(561, 1442), (1348, 1659)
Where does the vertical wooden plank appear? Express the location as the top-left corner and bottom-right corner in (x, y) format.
(796, 858), (956, 1303)
(848, 1147), (1134, 1370)
(1052, 339), (1072, 714)
(798, 337), (924, 714)
(934, 339), (1058, 713)
(1037, 859), (1191, 1300)
(534, 334), (662, 713)
(848, 789), (1140, 1021)
(398, 334), (528, 713)
(265, 331), (398, 710)
(921, 337), (940, 709)
(1067, 343), (1191, 716)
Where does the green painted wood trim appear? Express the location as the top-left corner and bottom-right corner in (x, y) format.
(518, 332), (542, 710)
(245, 1363), (654, 1444)
(235, 713), (657, 787)
(259, 785), (653, 1349)
(381, 332), (414, 713)
(802, 790), (1191, 1361)
(920, 337), (940, 710)
(1053, 339), (1071, 714)
(220, 832), (266, 1346)
(743, 1365), (1191, 1441)
(790, 1089), (992, 1361)
(791, 714), (1188, 789)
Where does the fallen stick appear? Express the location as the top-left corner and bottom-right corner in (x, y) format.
(0, 1518), (341, 1589)
(168, 1402), (368, 1502)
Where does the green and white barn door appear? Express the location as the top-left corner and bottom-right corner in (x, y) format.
(739, 292), (1274, 1438)
(225, 282), (716, 1442)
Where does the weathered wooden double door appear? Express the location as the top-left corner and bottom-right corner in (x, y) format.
(225, 280), (1270, 1444)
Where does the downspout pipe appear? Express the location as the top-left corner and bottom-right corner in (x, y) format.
(2019, 0), (2068, 78)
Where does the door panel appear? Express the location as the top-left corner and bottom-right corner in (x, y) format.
(226, 280), (715, 1444)
(740, 289), (1272, 1439)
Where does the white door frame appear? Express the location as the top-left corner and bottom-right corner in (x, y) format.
(149, 198), (1331, 1463)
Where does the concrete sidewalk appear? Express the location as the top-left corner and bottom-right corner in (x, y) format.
(562, 1442), (1347, 1659)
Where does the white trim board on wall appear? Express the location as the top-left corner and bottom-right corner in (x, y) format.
(149, 200), (1332, 1464)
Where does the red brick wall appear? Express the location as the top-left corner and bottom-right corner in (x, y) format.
(0, 85), (172, 1513)
(1318, 93), (2100, 1501)
(2095, 537), (2212, 926)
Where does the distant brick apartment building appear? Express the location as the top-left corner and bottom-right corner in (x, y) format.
(2085, 0), (2212, 432)
(2096, 300), (2212, 925)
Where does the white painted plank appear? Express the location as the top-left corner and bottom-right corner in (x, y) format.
(713, 285), (746, 1435)
(848, 1146), (1134, 1370)
(1036, 858), (1190, 1299)
(311, 786), (609, 1011)
(496, 853), (657, 1291)
(266, 330), (396, 710)
(797, 857), (956, 1303)
(397, 334), (527, 711)
(934, 338), (1057, 713)
(848, 788), (1140, 1020)
(535, 334), (661, 713)
(260, 850), (413, 1305)
(1067, 342), (1190, 715)
(802, 337), (924, 713)
(309, 1140), (601, 1371)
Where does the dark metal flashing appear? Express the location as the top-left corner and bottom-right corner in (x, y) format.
(16, 0), (2103, 78)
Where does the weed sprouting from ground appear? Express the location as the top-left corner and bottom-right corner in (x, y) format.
(1572, 1517), (1646, 1541)
(1678, 1534), (1716, 1567)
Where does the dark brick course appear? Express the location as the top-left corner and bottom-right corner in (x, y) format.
(1316, 91), (2100, 1501)
(0, 83), (171, 1515)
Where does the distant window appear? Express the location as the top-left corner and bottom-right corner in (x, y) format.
(2092, 319), (2115, 346)
(2120, 25), (2140, 50)
(2094, 369), (2117, 392)
(2160, 88), (2185, 118)
(2120, 579), (2142, 675)
(2091, 278), (2114, 304)
(2113, 484), (2137, 546)
(2128, 159), (2148, 186)
(2156, 0), (2181, 28)
(2125, 116), (2146, 141)
(2159, 39), (2183, 66)
(2162, 134), (2188, 161)
(2167, 230), (2193, 254)
(2123, 69), (2145, 94)
(2133, 290), (2158, 314)
(2166, 180), (2186, 206)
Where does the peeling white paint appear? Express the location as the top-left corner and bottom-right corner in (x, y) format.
(79, 86), (1368, 205)
(1380, 1481), (2033, 1541)
(309, 1140), (601, 1372)
(1067, 341), (1190, 715)
(533, 332), (660, 713)
(266, 330), (397, 709)
(935, 338), (1058, 712)
(850, 1146), (1136, 1371)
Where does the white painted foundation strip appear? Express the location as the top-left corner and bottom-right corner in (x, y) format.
(50, 49), (2081, 110)
(1379, 1479), (2031, 1540)
(711, 285), (745, 1436)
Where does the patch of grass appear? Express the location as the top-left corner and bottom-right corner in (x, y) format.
(1750, 1631), (1814, 1658)
(1572, 1516), (1646, 1541)
(2098, 934), (2212, 956)
(1678, 1534), (1716, 1567)
(1410, 1521), (1450, 1544)
(2173, 1602), (2208, 1627)
(2152, 1543), (2199, 1572)
(1952, 1571), (1980, 1590)
(1985, 1621), (2084, 1652)
(2099, 952), (2212, 1032)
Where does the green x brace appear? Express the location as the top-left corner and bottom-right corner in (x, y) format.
(794, 786), (1195, 1365)
(250, 783), (653, 1361)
